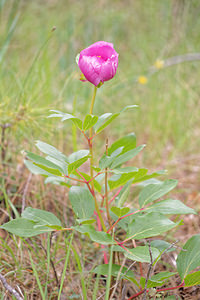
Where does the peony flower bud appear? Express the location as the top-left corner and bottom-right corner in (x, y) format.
(78, 41), (119, 86)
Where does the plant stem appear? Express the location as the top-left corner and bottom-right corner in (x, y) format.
(105, 138), (112, 227)
(72, 96), (77, 151)
(89, 86), (97, 115)
(107, 208), (144, 234)
(128, 281), (185, 299)
(89, 86), (106, 232)
(89, 86), (97, 181)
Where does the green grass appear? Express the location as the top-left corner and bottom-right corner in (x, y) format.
(0, 1), (200, 298)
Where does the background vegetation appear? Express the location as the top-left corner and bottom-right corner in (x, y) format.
(0, 0), (199, 299)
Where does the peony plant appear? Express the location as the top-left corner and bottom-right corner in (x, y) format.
(1, 41), (200, 299)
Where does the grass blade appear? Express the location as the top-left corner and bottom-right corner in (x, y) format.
(58, 233), (74, 300)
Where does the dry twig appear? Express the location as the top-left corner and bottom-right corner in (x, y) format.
(0, 273), (24, 300)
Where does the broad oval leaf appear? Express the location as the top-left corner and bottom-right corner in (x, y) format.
(108, 172), (137, 190)
(25, 160), (54, 176)
(184, 271), (200, 287)
(107, 133), (137, 156)
(176, 234), (200, 280)
(73, 224), (113, 245)
(139, 179), (178, 208)
(0, 218), (53, 237)
(110, 145), (145, 169)
(147, 199), (196, 215)
(114, 245), (160, 263)
(140, 271), (176, 288)
(69, 186), (95, 219)
(68, 150), (90, 174)
(94, 112), (119, 133)
(26, 151), (63, 174)
(110, 206), (130, 218)
(150, 240), (176, 253)
(115, 181), (132, 207)
(94, 105), (137, 134)
(22, 207), (62, 227)
(127, 212), (178, 240)
(82, 114), (98, 131)
(99, 147), (123, 169)
(132, 169), (166, 184)
(48, 110), (82, 129)
(35, 141), (68, 162)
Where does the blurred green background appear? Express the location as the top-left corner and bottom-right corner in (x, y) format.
(1, 0), (200, 169)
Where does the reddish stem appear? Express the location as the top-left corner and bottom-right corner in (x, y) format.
(75, 169), (96, 197)
(65, 174), (85, 183)
(108, 186), (123, 205)
(81, 130), (89, 142)
(128, 281), (185, 299)
(88, 133), (97, 142)
(75, 169), (87, 182)
(87, 172), (104, 184)
(107, 208), (144, 234)
(128, 289), (146, 299)
(157, 281), (185, 292)
(94, 211), (108, 264)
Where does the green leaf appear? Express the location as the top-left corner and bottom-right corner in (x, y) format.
(112, 167), (138, 174)
(139, 179), (178, 208)
(26, 151), (63, 174)
(92, 264), (138, 285)
(114, 245), (160, 263)
(127, 212), (178, 240)
(110, 208), (139, 231)
(76, 218), (96, 225)
(115, 181), (132, 207)
(140, 272), (176, 288)
(110, 207), (130, 218)
(131, 168), (148, 184)
(140, 277), (164, 288)
(48, 110), (82, 129)
(69, 186), (95, 219)
(132, 170), (166, 184)
(184, 271), (200, 287)
(99, 147), (123, 169)
(74, 171), (102, 193)
(147, 199), (197, 215)
(94, 112), (116, 133)
(25, 160), (53, 176)
(0, 218), (53, 237)
(108, 172), (137, 190)
(110, 145), (145, 169)
(82, 114), (98, 131)
(35, 141), (68, 162)
(94, 106), (137, 134)
(73, 224), (113, 245)
(176, 234), (200, 280)
(151, 271), (177, 282)
(44, 176), (71, 187)
(45, 156), (68, 174)
(150, 240), (176, 253)
(68, 150), (90, 174)
(22, 207), (62, 227)
(107, 133), (137, 156)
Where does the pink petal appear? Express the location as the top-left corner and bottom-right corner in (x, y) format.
(78, 41), (119, 86)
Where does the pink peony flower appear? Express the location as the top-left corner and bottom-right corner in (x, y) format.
(78, 41), (119, 86)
